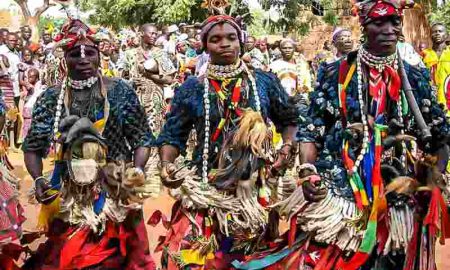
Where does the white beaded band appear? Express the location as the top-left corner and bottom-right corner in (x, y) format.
(201, 63), (262, 183)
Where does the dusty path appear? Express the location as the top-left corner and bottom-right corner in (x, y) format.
(9, 151), (450, 269)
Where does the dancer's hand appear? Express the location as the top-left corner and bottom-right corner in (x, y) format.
(35, 177), (58, 205)
(301, 175), (327, 202)
(270, 143), (294, 177)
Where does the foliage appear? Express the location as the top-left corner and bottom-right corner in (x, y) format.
(247, 8), (269, 37)
(428, 2), (450, 30)
(259, 0), (344, 37)
(79, 0), (252, 31)
(38, 16), (65, 34)
(322, 10), (339, 26)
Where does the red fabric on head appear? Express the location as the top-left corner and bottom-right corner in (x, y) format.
(356, 0), (415, 25)
(54, 19), (98, 51)
(368, 2), (399, 19)
(200, 15), (243, 49)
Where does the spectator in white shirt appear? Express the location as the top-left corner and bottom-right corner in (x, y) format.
(1, 33), (21, 107)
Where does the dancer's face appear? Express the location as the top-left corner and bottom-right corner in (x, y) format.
(206, 23), (241, 65)
(364, 16), (402, 56)
(65, 45), (99, 80)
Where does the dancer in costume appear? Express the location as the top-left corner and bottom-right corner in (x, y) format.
(233, 1), (450, 269)
(22, 19), (156, 269)
(153, 7), (299, 269)
(270, 39), (312, 96)
(422, 22), (450, 108)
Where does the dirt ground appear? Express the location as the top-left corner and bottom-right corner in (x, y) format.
(9, 151), (450, 269)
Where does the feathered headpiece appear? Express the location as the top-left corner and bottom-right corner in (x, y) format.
(200, 0), (244, 49)
(354, 0), (416, 25)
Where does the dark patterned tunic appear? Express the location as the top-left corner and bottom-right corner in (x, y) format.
(156, 69), (298, 168)
(298, 53), (450, 199)
(22, 78), (154, 160)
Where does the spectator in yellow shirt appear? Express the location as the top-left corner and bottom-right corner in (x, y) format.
(422, 22), (450, 107)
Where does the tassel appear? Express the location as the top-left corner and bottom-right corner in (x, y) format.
(404, 221), (419, 270)
(37, 191), (60, 231)
(288, 216), (297, 248)
(205, 216), (213, 239)
(257, 179), (271, 207)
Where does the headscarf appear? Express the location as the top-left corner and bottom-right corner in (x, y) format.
(332, 27), (351, 43)
(279, 38), (295, 48)
(200, 15), (244, 49)
(54, 19), (99, 51)
(355, 0), (415, 25)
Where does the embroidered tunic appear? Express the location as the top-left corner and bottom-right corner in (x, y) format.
(156, 69), (298, 168)
(299, 55), (449, 198)
(22, 78), (154, 160)
(21, 78), (156, 270)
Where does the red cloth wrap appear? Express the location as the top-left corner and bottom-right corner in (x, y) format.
(356, 0), (415, 25)
(54, 19), (98, 51)
(23, 211), (155, 269)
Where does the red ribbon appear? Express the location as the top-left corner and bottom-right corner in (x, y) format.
(369, 66), (401, 116)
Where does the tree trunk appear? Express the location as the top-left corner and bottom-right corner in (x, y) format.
(27, 16), (40, 43)
(14, 0), (54, 43)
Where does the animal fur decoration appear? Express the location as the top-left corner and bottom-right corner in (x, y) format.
(214, 110), (271, 191)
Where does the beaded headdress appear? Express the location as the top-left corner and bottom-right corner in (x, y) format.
(54, 19), (100, 51)
(355, 0), (416, 25)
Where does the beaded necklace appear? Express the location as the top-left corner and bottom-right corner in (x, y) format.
(201, 62), (261, 183)
(207, 60), (246, 80)
(67, 76), (98, 90)
(53, 75), (110, 144)
(339, 47), (402, 209)
(339, 48), (406, 267)
(359, 46), (398, 72)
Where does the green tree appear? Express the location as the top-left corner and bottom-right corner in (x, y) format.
(259, 0), (343, 37)
(13, 0), (56, 41)
(247, 8), (269, 37)
(429, 2), (450, 29)
(38, 15), (65, 35)
(79, 0), (252, 30)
